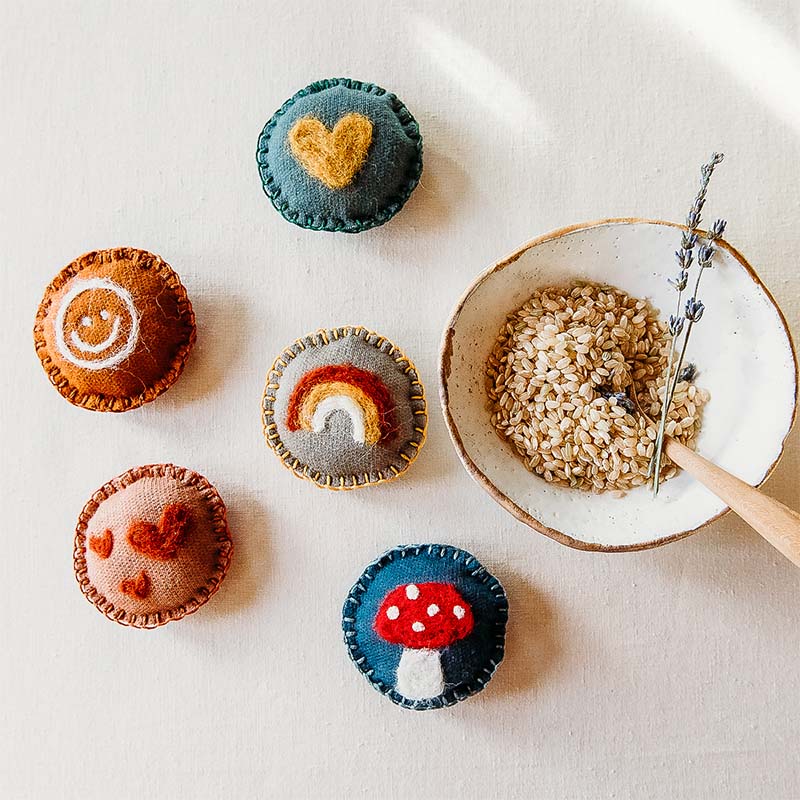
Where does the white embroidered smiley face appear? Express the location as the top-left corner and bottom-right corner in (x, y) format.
(54, 278), (139, 370)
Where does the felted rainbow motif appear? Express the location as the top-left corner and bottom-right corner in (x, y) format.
(286, 364), (397, 446)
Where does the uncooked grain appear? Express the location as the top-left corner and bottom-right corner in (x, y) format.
(486, 282), (709, 493)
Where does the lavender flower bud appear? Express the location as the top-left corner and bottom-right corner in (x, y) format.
(698, 244), (715, 265)
(685, 297), (705, 322)
(612, 393), (636, 414)
(668, 270), (688, 290)
(669, 314), (685, 335)
(598, 387), (636, 414)
(711, 218), (727, 237)
(675, 249), (694, 270)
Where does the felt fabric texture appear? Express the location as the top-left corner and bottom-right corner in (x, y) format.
(88, 529), (113, 559)
(33, 248), (196, 412)
(286, 363), (397, 444)
(256, 78), (423, 233)
(73, 464), (233, 629)
(395, 648), (444, 701)
(287, 113), (373, 190)
(127, 503), (193, 560)
(262, 326), (427, 489)
(119, 570), (151, 600)
(375, 582), (475, 649)
(301, 384), (382, 445)
(342, 544), (508, 711)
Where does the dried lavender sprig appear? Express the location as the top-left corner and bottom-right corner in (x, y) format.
(663, 217), (726, 405)
(672, 153), (724, 323)
(652, 216), (726, 494)
(651, 153), (724, 494)
(648, 234), (698, 480)
(649, 157), (720, 476)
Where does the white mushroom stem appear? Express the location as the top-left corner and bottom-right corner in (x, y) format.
(395, 648), (444, 700)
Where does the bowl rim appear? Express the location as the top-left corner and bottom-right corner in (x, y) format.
(439, 217), (799, 552)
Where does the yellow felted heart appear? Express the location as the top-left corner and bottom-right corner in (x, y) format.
(287, 113), (373, 190)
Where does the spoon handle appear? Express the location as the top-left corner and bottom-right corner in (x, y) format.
(664, 437), (800, 568)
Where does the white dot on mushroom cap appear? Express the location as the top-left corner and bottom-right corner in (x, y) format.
(81, 316), (92, 327)
(386, 606), (400, 620)
(411, 621), (425, 633)
(405, 584), (420, 600)
(453, 605), (466, 619)
(100, 309), (110, 320)
(427, 604), (440, 617)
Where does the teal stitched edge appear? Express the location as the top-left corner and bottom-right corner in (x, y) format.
(342, 544), (508, 711)
(256, 78), (423, 233)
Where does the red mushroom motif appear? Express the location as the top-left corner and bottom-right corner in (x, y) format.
(374, 582), (474, 700)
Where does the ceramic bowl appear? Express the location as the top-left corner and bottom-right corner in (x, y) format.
(440, 219), (798, 551)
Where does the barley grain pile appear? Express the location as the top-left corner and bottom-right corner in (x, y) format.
(486, 282), (708, 493)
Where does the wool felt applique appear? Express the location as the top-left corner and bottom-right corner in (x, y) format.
(73, 464), (233, 628)
(343, 544), (508, 710)
(256, 78), (423, 233)
(262, 326), (427, 489)
(34, 248), (196, 412)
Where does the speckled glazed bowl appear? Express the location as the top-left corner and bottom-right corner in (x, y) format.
(440, 219), (797, 551)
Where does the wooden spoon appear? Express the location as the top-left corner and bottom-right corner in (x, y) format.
(629, 384), (800, 566)
(663, 437), (800, 567)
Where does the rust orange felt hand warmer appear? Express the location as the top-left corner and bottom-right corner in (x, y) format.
(34, 248), (196, 412)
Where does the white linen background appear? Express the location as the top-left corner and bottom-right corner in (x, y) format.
(2, 1), (799, 798)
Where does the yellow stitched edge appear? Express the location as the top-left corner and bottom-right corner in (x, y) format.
(72, 463), (233, 629)
(33, 248), (196, 413)
(260, 325), (428, 491)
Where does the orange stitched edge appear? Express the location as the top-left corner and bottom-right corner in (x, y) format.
(73, 463), (234, 629)
(261, 325), (428, 491)
(33, 248), (197, 413)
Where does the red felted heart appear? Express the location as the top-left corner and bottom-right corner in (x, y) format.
(127, 503), (193, 560)
(89, 529), (113, 559)
(119, 570), (151, 599)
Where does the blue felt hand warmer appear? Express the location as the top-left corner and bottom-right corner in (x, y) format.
(343, 544), (508, 710)
(256, 78), (423, 233)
